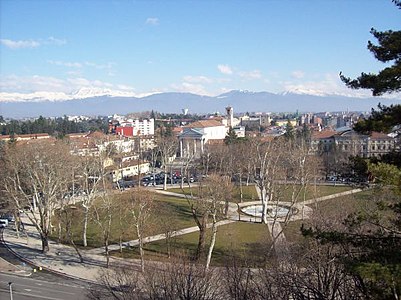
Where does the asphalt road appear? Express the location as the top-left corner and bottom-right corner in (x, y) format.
(0, 272), (91, 300)
(0, 229), (94, 300)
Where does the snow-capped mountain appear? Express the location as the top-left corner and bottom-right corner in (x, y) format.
(0, 87), (145, 103)
(0, 89), (400, 118)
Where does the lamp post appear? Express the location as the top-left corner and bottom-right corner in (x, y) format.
(8, 282), (13, 300)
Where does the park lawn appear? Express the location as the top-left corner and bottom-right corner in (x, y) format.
(281, 220), (306, 245)
(112, 221), (273, 267)
(50, 191), (197, 248)
(273, 184), (353, 203)
(312, 189), (374, 217)
(282, 189), (375, 245)
(167, 185), (259, 202)
(168, 184), (353, 203)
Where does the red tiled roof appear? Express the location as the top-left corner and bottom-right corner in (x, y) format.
(185, 120), (224, 128)
(312, 130), (336, 139)
(370, 131), (391, 139)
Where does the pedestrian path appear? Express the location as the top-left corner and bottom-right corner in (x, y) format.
(86, 219), (235, 255)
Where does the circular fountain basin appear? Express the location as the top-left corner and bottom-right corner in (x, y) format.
(241, 204), (291, 218)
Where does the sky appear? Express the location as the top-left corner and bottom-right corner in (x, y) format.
(0, 0), (400, 102)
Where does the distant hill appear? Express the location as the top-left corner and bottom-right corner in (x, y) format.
(0, 90), (400, 118)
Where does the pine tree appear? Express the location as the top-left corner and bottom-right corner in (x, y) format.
(340, 3), (401, 96)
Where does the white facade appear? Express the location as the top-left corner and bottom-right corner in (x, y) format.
(119, 118), (155, 136)
(178, 120), (228, 158)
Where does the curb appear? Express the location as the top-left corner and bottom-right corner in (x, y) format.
(1, 228), (97, 285)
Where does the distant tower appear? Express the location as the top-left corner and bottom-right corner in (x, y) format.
(182, 108), (189, 115)
(226, 106), (234, 127)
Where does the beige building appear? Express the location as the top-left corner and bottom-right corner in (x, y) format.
(311, 130), (396, 158)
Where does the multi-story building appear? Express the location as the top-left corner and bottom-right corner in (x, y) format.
(310, 130), (396, 158)
(114, 118), (154, 136)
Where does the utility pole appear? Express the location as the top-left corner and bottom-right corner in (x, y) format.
(8, 282), (13, 300)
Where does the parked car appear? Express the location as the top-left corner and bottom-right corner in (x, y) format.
(1, 213), (15, 222)
(113, 179), (135, 189)
(0, 219), (9, 228)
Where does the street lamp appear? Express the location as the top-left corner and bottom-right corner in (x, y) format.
(8, 282), (13, 300)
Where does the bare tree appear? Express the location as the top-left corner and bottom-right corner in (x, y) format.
(92, 190), (115, 267)
(129, 188), (154, 272)
(227, 141), (252, 202)
(250, 138), (283, 224)
(88, 267), (144, 300)
(157, 135), (178, 190)
(1, 140), (73, 253)
(143, 256), (223, 300)
(59, 205), (84, 262)
(223, 255), (258, 300)
(76, 146), (114, 248)
(202, 174), (233, 270)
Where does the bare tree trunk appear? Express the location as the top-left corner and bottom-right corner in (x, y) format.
(260, 185), (268, 224)
(239, 176), (243, 203)
(136, 224), (145, 272)
(196, 224), (207, 262)
(41, 234), (50, 253)
(205, 214), (218, 271)
(163, 166), (168, 190)
(105, 238), (110, 268)
(82, 205), (89, 247)
(70, 236), (84, 263)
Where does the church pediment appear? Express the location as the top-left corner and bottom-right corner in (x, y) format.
(178, 128), (204, 138)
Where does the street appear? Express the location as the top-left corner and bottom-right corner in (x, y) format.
(0, 273), (89, 300)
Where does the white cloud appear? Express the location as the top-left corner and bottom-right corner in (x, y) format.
(1, 37), (66, 49)
(217, 64), (233, 75)
(171, 82), (211, 96)
(239, 70), (262, 80)
(282, 73), (373, 97)
(46, 36), (67, 46)
(1, 39), (40, 49)
(48, 60), (83, 68)
(146, 17), (159, 26)
(183, 75), (213, 84)
(84, 61), (114, 70)
(291, 70), (305, 79)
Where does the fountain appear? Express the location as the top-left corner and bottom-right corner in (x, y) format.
(241, 204), (293, 218)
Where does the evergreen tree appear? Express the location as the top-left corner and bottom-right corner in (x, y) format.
(284, 120), (295, 139)
(224, 127), (238, 145)
(340, 2), (401, 96)
(354, 103), (401, 134)
(308, 4), (401, 297)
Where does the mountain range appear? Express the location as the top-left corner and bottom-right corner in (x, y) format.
(0, 90), (400, 119)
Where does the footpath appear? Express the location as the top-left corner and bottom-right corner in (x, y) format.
(0, 187), (363, 283)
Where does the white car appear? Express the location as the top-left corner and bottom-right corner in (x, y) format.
(0, 219), (9, 228)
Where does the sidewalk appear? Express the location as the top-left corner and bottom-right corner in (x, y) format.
(2, 222), (144, 283)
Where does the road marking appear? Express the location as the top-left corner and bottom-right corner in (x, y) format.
(11, 290), (67, 300)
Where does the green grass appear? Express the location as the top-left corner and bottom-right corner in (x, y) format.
(281, 220), (306, 244)
(167, 185), (259, 202)
(168, 184), (353, 203)
(281, 189), (375, 245)
(51, 191), (197, 248)
(312, 189), (374, 216)
(51, 184), (366, 265)
(112, 221), (273, 267)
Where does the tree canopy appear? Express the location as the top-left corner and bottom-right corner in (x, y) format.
(354, 103), (401, 134)
(340, 2), (401, 96)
